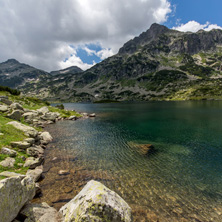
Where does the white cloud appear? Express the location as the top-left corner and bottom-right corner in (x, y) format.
(96, 48), (114, 60)
(59, 55), (95, 71)
(173, 20), (222, 33)
(0, 0), (172, 72)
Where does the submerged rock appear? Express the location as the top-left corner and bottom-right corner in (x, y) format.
(59, 180), (132, 222)
(129, 143), (157, 155)
(7, 121), (38, 138)
(0, 176), (35, 222)
(137, 144), (156, 155)
(58, 170), (70, 176)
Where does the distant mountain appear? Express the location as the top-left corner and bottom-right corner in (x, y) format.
(0, 59), (50, 88)
(50, 66), (82, 75)
(2, 23), (222, 101)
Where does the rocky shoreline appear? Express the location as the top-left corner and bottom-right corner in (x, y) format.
(0, 96), (132, 222)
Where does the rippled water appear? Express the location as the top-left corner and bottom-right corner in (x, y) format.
(37, 101), (222, 221)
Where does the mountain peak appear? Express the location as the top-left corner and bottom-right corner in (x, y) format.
(5, 59), (19, 64)
(149, 23), (168, 31)
(118, 23), (169, 54)
(50, 66), (83, 75)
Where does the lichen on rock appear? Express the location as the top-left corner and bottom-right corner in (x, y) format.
(0, 176), (35, 222)
(59, 180), (132, 222)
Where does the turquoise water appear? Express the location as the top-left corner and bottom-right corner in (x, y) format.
(42, 101), (222, 221)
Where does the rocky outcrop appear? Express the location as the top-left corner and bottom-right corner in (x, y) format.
(7, 121), (38, 138)
(19, 202), (61, 222)
(0, 176), (35, 222)
(59, 180), (132, 222)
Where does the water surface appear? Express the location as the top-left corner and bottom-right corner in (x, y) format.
(37, 101), (222, 221)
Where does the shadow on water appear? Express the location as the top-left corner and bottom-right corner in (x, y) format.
(35, 101), (222, 222)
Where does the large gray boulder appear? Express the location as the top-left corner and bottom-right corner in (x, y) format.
(19, 202), (61, 222)
(0, 176), (35, 222)
(7, 121), (38, 138)
(59, 180), (132, 222)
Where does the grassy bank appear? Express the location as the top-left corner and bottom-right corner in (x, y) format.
(0, 89), (81, 178)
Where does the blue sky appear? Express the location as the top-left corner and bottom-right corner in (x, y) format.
(167, 0), (222, 28)
(0, 0), (221, 71)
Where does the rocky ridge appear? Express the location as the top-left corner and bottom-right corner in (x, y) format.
(16, 23), (222, 102)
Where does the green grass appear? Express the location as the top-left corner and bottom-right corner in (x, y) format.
(0, 115), (29, 176)
(0, 116), (27, 148)
(0, 88), (83, 179)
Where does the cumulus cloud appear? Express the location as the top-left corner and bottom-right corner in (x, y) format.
(0, 0), (171, 71)
(173, 20), (222, 33)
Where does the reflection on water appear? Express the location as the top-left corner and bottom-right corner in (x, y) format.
(36, 101), (222, 221)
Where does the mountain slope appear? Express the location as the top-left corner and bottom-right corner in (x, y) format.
(0, 59), (51, 88)
(50, 66), (83, 75)
(6, 24), (222, 101)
